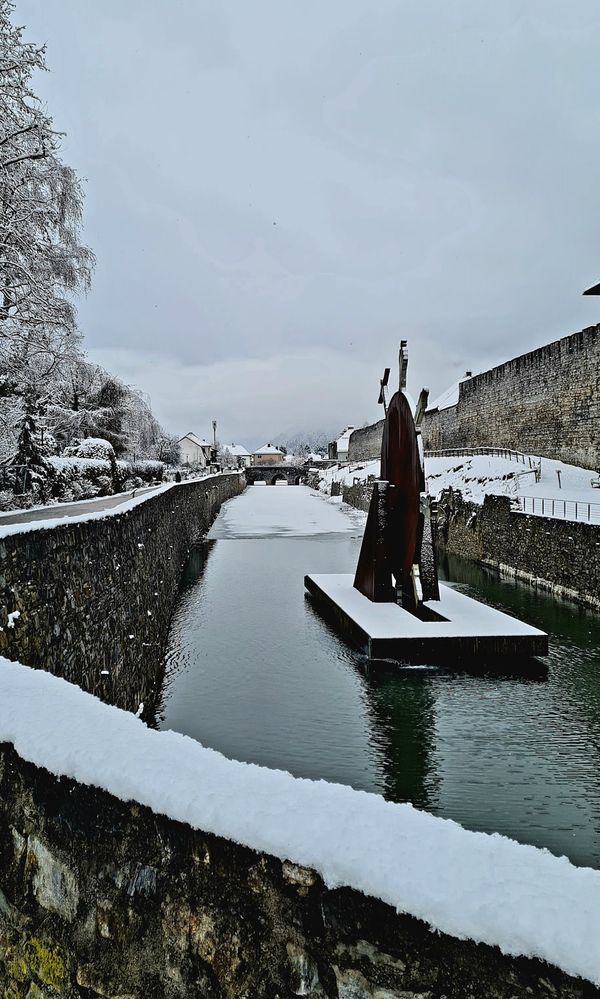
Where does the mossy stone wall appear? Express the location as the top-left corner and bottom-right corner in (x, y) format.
(1, 745), (597, 999)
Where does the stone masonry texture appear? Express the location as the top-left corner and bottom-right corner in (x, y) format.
(1, 744), (598, 999)
(437, 490), (600, 609)
(0, 474), (244, 715)
(348, 421), (385, 462)
(421, 324), (600, 469)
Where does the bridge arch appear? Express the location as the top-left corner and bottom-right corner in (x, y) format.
(246, 464), (304, 485)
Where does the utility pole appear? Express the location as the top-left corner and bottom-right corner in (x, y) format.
(211, 419), (218, 467)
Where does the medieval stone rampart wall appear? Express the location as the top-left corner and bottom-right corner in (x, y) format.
(422, 325), (599, 469)
(347, 420), (385, 461)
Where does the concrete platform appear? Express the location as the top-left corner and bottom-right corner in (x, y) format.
(304, 574), (548, 662)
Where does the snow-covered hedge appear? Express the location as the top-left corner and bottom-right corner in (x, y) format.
(129, 459), (164, 482)
(47, 456), (114, 501)
(64, 437), (116, 462)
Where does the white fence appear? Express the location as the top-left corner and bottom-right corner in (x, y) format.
(514, 495), (600, 525)
(424, 447), (539, 470)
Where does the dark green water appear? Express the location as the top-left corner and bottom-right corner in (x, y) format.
(158, 491), (600, 869)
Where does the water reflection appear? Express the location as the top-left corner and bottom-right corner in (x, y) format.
(158, 531), (600, 868)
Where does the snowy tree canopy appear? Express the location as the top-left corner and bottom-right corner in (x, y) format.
(0, 0), (94, 383)
(0, 3), (176, 505)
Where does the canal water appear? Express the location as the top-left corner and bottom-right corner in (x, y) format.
(158, 486), (600, 869)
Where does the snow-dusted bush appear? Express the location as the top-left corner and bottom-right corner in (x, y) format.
(122, 476), (144, 491)
(63, 437), (116, 462)
(37, 432), (59, 457)
(0, 489), (19, 511)
(129, 459), (164, 482)
(47, 456), (114, 500)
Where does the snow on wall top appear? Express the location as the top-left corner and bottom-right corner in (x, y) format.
(0, 484), (176, 541)
(1, 656), (599, 986)
(0, 473), (239, 541)
(427, 377), (470, 412)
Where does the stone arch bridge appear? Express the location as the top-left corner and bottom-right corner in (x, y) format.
(245, 465), (306, 485)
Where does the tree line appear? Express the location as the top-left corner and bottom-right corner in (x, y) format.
(0, 2), (178, 502)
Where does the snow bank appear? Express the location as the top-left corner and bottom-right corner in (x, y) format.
(426, 454), (600, 518)
(315, 460), (379, 496)
(1, 657), (599, 985)
(316, 455), (599, 522)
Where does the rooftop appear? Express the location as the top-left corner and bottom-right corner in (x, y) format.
(254, 443), (284, 455)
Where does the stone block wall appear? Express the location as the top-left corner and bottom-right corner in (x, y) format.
(341, 480), (372, 513)
(1, 743), (596, 999)
(348, 421), (384, 462)
(438, 490), (600, 608)
(422, 324), (600, 469)
(0, 474), (243, 715)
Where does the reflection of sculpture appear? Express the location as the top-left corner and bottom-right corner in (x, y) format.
(354, 342), (440, 612)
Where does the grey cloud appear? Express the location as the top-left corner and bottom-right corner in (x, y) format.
(16, 0), (600, 435)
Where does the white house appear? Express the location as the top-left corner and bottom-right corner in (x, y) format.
(222, 443), (251, 469)
(178, 432), (212, 467)
(328, 427), (355, 462)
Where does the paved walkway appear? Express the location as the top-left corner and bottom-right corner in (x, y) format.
(0, 485), (162, 527)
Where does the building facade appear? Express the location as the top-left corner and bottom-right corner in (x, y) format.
(252, 444), (284, 466)
(178, 433), (212, 467)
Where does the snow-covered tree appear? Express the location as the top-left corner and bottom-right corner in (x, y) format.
(13, 385), (47, 487)
(0, 2), (94, 385)
(0, 5), (176, 503)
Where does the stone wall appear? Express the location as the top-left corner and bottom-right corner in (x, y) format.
(1, 743), (596, 999)
(0, 474), (243, 715)
(438, 490), (600, 609)
(342, 480), (372, 513)
(348, 421), (384, 462)
(422, 324), (600, 469)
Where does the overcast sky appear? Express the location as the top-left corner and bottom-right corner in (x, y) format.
(16, 1), (600, 446)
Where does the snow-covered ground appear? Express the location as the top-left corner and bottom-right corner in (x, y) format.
(316, 454), (600, 523)
(1, 655), (600, 986)
(209, 483), (364, 539)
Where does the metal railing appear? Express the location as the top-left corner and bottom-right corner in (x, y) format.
(424, 446), (538, 468)
(514, 495), (600, 524)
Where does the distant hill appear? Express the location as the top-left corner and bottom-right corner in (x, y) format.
(268, 428), (336, 457)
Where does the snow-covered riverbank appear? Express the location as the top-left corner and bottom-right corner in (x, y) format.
(315, 453), (599, 521)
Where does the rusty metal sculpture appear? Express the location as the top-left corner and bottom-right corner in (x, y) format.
(354, 342), (440, 612)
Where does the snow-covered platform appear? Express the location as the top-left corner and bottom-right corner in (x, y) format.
(304, 574), (548, 662)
